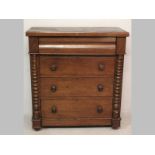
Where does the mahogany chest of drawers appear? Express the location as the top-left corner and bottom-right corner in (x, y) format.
(26, 27), (129, 130)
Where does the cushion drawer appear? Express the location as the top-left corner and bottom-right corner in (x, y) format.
(39, 37), (116, 55)
(40, 77), (113, 97)
(40, 56), (115, 77)
(41, 97), (112, 119)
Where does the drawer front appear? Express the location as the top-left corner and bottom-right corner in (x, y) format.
(39, 37), (116, 44)
(39, 37), (116, 55)
(40, 77), (113, 97)
(41, 98), (112, 119)
(40, 56), (115, 77)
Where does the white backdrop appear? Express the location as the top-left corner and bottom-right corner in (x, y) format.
(24, 19), (131, 134)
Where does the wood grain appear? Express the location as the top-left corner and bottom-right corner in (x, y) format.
(39, 43), (116, 55)
(26, 27), (129, 130)
(40, 77), (113, 97)
(41, 97), (112, 119)
(39, 37), (116, 44)
(40, 56), (115, 77)
(116, 37), (126, 54)
(29, 37), (39, 53)
(42, 118), (112, 127)
(38, 49), (116, 55)
(26, 27), (129, 37)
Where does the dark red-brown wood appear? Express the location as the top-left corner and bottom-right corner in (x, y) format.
(39, 56), (115, 77)
(40, 77), (113, 97)
(41, 97), (112, 119)
(26, 27), (129, 37)
(26, 27), (129, 130)
(29, 37), (41, 130)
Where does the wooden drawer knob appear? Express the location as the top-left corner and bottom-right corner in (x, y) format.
(50, 64), (57, 71)
(97, 105), (103, 113)
(97, 84), (104, 92)
(51, 105), (57, 113)
(98, 63), (105, 71)
(51, 85), (57, 92)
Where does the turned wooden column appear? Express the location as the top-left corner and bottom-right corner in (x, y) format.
(29, 37), (41, 130)
(112, 37), (126, 129)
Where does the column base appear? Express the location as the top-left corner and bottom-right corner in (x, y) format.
(112, 118), (121, 129)
(32, 119), (41, 131)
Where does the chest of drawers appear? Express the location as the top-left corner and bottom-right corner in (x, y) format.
(26, 27), (129, 130)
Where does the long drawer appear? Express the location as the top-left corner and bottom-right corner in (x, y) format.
(41, 97), (112, 119)
(40, 77), (114, 97)
(39, 36), (116, 55)
(40, 56), (115, 77)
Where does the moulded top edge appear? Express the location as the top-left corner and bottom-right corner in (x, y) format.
(26, 27), (129, 37)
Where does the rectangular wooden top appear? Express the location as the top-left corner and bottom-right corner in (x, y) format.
(26, 27), (129, 37)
